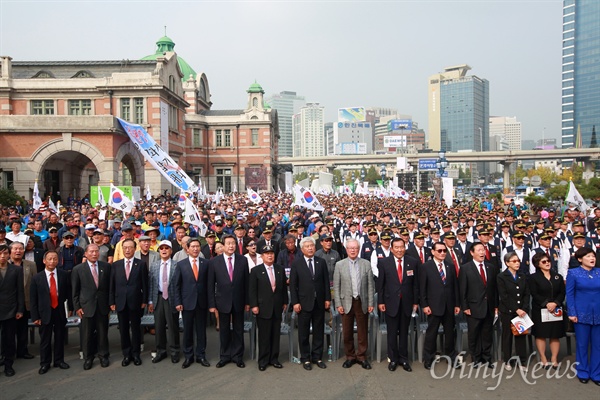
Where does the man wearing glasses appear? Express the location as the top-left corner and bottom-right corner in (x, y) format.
(57, 231), (84, 274)
(420, 242), (461, 369)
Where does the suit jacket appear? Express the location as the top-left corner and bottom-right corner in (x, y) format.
(173, 257), (209, 312)
(13, 260), (36, 311)
(376, 254), (419, 318)
(419, 259), (460, 316)
(458, 260), (499, 319)
(234, 236), (251, 256)
(457, 240), (472, 264)
(109, 258), (148, 312)
(30, 269), (72, 325)
(208, 253), (249, 314)
(256, 238), (280, 259)
(290, 255), (331, 312)
(483, 243), (501, 270)
(444, 247), (463, 278)
(148, 258), (178, 306)
(0, 264), (25, 320)
(497, 269), (530, 316)
(248, 263), (288, 319)
(333, 257), (374, 315)
(201, 244), (215, 260)
(134, 250), (160, 270)
(71, 260), (111, 317)
(406, 244), (431, 265)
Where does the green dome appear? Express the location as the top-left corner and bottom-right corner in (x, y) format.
(247, 80), (264, 94)
(263, 101), (271, 110)
(141, 36), (197, 81)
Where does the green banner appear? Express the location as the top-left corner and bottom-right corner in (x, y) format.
(90, 186), (133, 206)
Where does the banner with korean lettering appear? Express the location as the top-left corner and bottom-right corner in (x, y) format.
(117, 118), (198, 193)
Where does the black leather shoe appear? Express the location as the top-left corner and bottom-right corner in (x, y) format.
(592, 380), (600, 386)
(402, 362), (412, 372)
(259, 365), (267, 371)
(83, 359), (93, 370)
(424, 362), (432, 370)
(100, 358), (109, 368)
(182, 358), (194, 369)
(236, 360), (246, 368)
(20, 353), (34, 360)
(579, 377), (589, 384)
(39, 365), (50, 375)
(342, 359), (356, 368)
(54, 362), (70, 369)
(171, 355), (180, 364)
(133, 356), (142, 366)
(215, 360), (229, 368)
(303, 362), (312, 371)
(388, 362), (397, 371)
(197, 358), (210, 367)
(271, 362), (283, 369)
(314, 360), (327, 369)
(361, 360), (372, 370)
(152, 353), (166, 364)
(4, 366), (15, 377)
(122, 357), (131, 367)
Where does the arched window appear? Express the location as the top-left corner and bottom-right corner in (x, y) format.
(72, 70), (94, 78)
(32, 70), (54, 78)
(252, 97), (258, 107)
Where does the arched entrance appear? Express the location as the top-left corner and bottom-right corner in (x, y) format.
(39, 150), (99, 202)
(115, 142), (145, 187)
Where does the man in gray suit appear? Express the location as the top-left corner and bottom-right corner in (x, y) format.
(333, 238), (374, 369)
(148, 240), (181, 363)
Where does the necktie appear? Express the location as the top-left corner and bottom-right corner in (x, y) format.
(91, 263), (99, 288)
(161, 262), (168, 300)
(419, 248), (424, 264)
(228, 257), (233, 281)
(239, 240), (243, 254)
(267, 266), (275, 292)
(192, 258), (198, 281)
(397, 258), (403, 283)
(439, 262), (446, 285)
(126, 260), (131, 280)
(450, 250), (459, 276)
(308, 258), (314, 278)
(479, 263), (487, 286)
(546, 249), (550, 258)
(49, 271), (58, 309)
(485, 245), (491, 260)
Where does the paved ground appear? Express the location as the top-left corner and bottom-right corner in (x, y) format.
(1, 325), (597, 400)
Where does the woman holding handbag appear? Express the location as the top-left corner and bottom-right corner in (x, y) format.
(497, 252), (531, 371)
(567, 247), (600, 385)
(529, 252), (565, 369)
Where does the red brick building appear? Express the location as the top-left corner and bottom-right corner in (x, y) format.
(0, 36), (279, 200)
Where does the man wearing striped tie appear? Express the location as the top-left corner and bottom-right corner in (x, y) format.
(419, 242), (461, 370)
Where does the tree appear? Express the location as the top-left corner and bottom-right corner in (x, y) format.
(524, 193), (549, 210)
(365, 166), (380, 184)
(294, 171), (309, 183)
(0, 189), (25, 208)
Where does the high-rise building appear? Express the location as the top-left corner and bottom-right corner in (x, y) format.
(265, 91), (305, 157)
(428, 65), (489, 153)
(490, 116), (522, 151)
(562, 0), (600, 148)
(292, 103), (325, 157)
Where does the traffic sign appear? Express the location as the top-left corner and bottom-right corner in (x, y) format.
(522, 177), (530, 185)
(418, 158), (438, 171)
(530, 175), (542, 186)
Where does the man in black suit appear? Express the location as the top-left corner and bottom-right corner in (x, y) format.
(109, 238), (148, 367)
(208, 235), (249, 368)
(249, 244), (288, 371)
(256, 228), (280, 260)
(458, 242), (499, 367)
(405, 233), (430, 265)
(30, 250), (72, 374)
(455, 229), (472, 264)
(443, 233), (463, 278)
(233, 225), (250, 255)
(420, 242), (461, 369)
(290, 237), (331, 371)
(72, 243), (112, 370)
(173, 238), (210, 369)
(0, 244), (24, 377)
(477, 230), (501, 270)
(376, 237), (419, 372)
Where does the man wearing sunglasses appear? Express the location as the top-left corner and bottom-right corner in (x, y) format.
(420, 242), (461, 370)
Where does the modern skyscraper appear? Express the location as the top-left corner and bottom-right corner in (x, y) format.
(561, 0), (600, 148)
(292, 103), (325, 157)
(265, 91), (306, 157)
(490, 116), (522, 151)
(428, 65), (490, 153)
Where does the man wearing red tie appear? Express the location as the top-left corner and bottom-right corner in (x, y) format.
(443, 233), (462, 277)
(458, 242), (499, 367)
(30, 251), (72, 374)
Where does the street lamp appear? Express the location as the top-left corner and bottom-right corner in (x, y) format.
(360, 166), (366, 181)
(436, 149), (448, 177)
(380, 164), (387, 182)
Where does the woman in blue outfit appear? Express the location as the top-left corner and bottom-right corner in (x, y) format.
(567, 247), (600, 385)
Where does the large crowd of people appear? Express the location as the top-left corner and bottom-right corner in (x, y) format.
(0, 191), (599, 386)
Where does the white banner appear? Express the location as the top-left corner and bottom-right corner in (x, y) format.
(33, 181), (42, 210)
(109, 183), (134, 213)
(442, 177), (453, 208)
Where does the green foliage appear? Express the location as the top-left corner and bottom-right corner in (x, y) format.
(0, 189), (25, 207)
(490, 192), (503, 202)
(524, 193), (549, 209)
(294, 171), (309, 182)
(365, 166), (380, 184)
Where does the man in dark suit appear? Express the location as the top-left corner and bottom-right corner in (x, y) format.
(405, 233), (430, 265)
(233, 225), (250, 255)
(109, 238), (148, 367)
(30, 250), (72, 374)
(455, 229), (472, 264)
(256, 228), (280, 260)
(72, 243), (112, 370)
(290, 237), (331, 371)
(443, 233), (463, 278)
(148, 240), (181, 363)
(459, 241), (499, 367)
(0, 244), (24, 376)
(208, 234), (249, 368)
(376, 237), (419, 372)
(173, 238), (210, 369)
(9, 241), (36, 360)
(420, 242), (461, 369)
(249, 244), (288, 371)
(477, 230), (501, 270)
